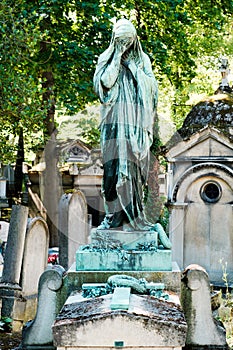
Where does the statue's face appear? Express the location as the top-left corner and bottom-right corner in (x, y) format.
(115, 34), (134, 51)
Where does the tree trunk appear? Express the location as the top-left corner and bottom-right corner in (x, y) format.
(41, 43), (60, 247)
(43, 135), (60, 247)
(42, 70), (56, 137)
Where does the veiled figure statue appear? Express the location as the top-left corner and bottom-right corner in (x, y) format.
(94, 18), (158, 231)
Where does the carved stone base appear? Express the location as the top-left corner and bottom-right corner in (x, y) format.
(90, 228), (158, 250)
(76, 248), (172, 271)
(79, 228), (171, 272)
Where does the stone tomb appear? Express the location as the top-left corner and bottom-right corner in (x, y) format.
(18, 263), (228, 349)
(53, 288), (187, 350)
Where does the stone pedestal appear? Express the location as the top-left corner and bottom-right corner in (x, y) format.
(76, 249), (172, 271)
(78, 228), (171, 271)
(90, 228), (158, 249)
(65, 261), (181, 295)
(74, 228), (179, 292)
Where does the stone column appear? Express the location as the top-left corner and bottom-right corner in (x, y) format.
(0, 205), (28, 330)
(1, 205), (28, 288)
(168, 202), (188, 270)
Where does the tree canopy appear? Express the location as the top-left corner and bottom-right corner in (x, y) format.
(0, 0), (232, 164)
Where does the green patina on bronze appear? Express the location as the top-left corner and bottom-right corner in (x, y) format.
(94, 19), (158, 231)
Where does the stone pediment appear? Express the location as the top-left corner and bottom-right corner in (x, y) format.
(59, 140), (91, 164)
(79, 158), (103, 175)
(165, 126), (233, 160)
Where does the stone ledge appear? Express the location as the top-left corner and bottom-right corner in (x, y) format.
(64, 261), (181, 294)
(76, 248), (172, 271)
(16, 346), (56, 350)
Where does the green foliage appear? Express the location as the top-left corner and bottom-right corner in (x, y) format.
(158, 206), (170, 232)
(0, 317), (12, 333)
(0, 0), (232, 164)
(80, 126), (100, 149)
(0, 1), (47, 163)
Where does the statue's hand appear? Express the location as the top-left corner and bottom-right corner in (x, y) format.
(115, 39), (129, 55)
(121, 51), (130, 67)
(122, 53), (137, 74)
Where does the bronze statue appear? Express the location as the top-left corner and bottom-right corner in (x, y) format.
(94, 19), (158, 231)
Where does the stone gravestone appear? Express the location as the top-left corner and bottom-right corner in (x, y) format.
(21, 217), (49, 297)
(15, 217), (50, 331)
(181, 264), (228, 349)
(0, 212), (50, 332)
(0, 220), (9, 243)
(19, 265), (65, 350)
(59, 191), (88, 270)
(0, 221), (9, 266)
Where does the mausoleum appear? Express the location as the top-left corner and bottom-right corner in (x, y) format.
(164, 91), (233, 284)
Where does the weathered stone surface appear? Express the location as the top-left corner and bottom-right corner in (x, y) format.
(1, 205), (28, 287)
(64, 261), (181, 295)
(181, 264), (227, 347)
(77, 227), (171, 272)
(19, 265), (65, 349)
(91, 228), (158, 250)
(165, 94), (233, 150)
(59, 191), (88, 270)
(53, 293), (187, 349)
(0, 206), (29, 331)
(165, 126), (233, 283)
(21, 217), (49, 296)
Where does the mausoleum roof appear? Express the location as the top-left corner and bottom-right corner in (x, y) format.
(164, 92), (233, 152)
(178, 93), (233, 139)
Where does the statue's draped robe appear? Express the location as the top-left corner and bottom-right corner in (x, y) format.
(94, 43), (158, 230)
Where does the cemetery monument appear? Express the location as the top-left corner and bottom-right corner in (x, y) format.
(17, 21), (229, 350)
(75, 18), (172, 273)
(93, 18), (158, 231)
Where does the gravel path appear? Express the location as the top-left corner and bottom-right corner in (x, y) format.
(0, 333), (21, 350)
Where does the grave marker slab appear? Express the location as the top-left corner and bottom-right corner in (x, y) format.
(59, 191), (88, 270)
(21, 217), (49, 296)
